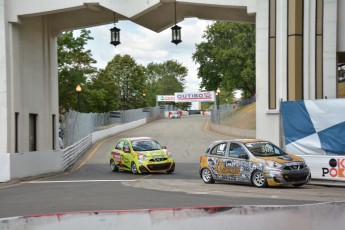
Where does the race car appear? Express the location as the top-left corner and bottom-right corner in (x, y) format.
(199, 139), (311, 187)
(110, 137), (175, 174)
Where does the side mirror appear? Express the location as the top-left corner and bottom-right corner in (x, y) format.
(124, 148), (130, 153)
(162, 145), (167, 149)
(239, 154), (248, 159)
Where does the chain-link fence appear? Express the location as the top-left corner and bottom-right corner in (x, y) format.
(211, 97), (256, 129)
(60, 105), (175, 148)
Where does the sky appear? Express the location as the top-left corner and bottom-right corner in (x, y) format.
(84, 18), (214, 93)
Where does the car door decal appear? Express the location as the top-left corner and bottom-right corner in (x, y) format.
(207, 157), (264, 183)
(216, 160), (241, 176)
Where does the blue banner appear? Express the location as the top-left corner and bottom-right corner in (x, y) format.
(281, 99), (345, 155)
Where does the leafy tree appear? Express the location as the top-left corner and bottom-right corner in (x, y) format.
(102, 54), (146, 110)
(58, 29), (97, 113)
(192, 22), (256, 99)
(145, 60), (188, 107)
(84, 69), (119, 112)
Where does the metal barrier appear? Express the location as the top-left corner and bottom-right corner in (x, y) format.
(60, 105), (174, 148)
(211, 97), (256, 127)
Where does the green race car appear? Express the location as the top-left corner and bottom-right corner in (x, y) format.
(110, 137), (175, 174)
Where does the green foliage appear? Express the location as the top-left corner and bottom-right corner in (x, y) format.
(58, 29), (97, 113)
(101, 54), (147, 110)
(58, 30), (190, 113)
(192, 22), (256, 99)
(145, 60), (188, 107)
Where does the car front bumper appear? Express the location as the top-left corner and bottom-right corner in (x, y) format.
(266, 167), (311, 186)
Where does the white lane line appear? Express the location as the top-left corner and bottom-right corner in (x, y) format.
(28, 179), (136, 183)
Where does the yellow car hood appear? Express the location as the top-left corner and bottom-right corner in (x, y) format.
(138, 150), (166, 157)
(256, 153), (304, 163)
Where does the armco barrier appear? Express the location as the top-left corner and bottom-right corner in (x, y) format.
(1, 202), (345, 230)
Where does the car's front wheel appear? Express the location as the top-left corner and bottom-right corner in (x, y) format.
(251, 170), (267, 188)
(110, 160), (118, 172)
(201, 168), (215, 184)
(131, 162), (138, 174)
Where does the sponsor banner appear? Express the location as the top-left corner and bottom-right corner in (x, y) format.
(157, 95), (175, 102)
(174, 91), (215, 102)
(281, 99), (345, 155)
(298, 155), (345, 181)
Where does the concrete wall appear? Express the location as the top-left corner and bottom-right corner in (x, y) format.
(10, 16), (60, 153)
(92, 119), (146, 144)
(10, 150), (63, 180)
(0, 118), (148, 182)
(338, 0), (345, 52)
(0, 0), (8, 156)
(1, 202), (344, 229)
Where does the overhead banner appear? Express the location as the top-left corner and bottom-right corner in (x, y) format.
(281, 99), (345, 155)
(156, 95), (175, 102)
(174, 91), (215, 102)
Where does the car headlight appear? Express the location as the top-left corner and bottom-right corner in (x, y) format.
(265, 160), (282, 168)
(303, 161), (308, 168)
(137, 153), (147, 162)
(167, 151), (173, 159)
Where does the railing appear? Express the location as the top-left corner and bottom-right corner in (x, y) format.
(60, 105), (175, 148)
(211, 96), (256, 128)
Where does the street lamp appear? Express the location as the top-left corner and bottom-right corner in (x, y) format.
(216, 87), (220, 110)
(110, 13), (121, 46)
(216, 87), (221, 124)
(171, 1), (182, 45)
(76, 84), (81, 112)
(142, 92), (147, 107)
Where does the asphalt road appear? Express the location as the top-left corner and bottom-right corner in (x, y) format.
(1, 116), (345, 218)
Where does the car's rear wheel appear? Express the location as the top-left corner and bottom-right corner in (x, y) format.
(110, 160), (118, 172)
(201, 168), (215, 184)
(251, 170), (267, 188)
(131, 162), (138, 174)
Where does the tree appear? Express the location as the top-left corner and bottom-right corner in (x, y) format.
(101, 54), (146, 110)
(84, 69), (120, 112)
(192, 22), (256, 99)
(145, 60), (188, 107)
(58, 29), (97, 113)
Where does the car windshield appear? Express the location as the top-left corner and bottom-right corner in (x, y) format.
(244, 141), (286, 157)
(131, 139), (163, 151)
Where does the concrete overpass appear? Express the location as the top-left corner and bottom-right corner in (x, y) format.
(1, 0), (345, 182)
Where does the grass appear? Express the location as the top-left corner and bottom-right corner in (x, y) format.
(223, 102), (256, 130)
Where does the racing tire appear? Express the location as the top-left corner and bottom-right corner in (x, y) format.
(110, 160), (118, 172)
(166, 163), (175, 174)
(251, 170), (267, 188)
(201, 168), (215, 184)
(131, 162), (138, 174)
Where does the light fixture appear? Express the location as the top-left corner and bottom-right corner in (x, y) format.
(216, 87), (220, 110)
(110, 12), (120, 46)
(171, 1), (182, 45)
(76, 84), (82, 112)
